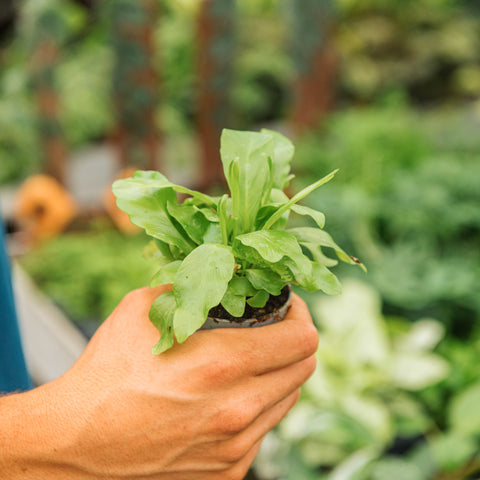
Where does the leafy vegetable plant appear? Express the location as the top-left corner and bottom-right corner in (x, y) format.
(112, 128), (364, 354)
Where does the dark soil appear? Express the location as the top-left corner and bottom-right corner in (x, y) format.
(208, 285), (290, 323)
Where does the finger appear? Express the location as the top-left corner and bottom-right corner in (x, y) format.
(249, 354), (315, 412)
(199, 293), (319, 376)
(219, 390), (299, 470)
(218, 355), (314, 434)
(221, 437), (264, 480)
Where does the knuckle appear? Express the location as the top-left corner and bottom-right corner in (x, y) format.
(298, 322), (319, 358)
(303, 354), (317, 379)
(198, 356), (235, 386)
(212, 402), (253, 436)
(220, 437), (251, 464)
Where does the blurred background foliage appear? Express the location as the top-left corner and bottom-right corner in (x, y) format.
(1, 0), (480, 478)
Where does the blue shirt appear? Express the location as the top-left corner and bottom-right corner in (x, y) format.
(0, 220), (31, 392)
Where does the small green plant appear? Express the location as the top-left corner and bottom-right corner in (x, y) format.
(113, 128), (364, 353)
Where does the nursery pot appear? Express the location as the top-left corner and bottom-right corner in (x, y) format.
(201, 285), (292, 330)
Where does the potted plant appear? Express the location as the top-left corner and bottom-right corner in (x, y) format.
(112, 128), (364, 354)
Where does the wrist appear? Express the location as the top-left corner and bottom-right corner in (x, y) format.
(0, 380), (86, 479)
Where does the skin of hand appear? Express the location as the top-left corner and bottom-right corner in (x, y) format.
(0, 285), (318, 480)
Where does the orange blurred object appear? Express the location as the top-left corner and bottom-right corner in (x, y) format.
(103, 167), (140, 234)
(15, 174), (77, 241)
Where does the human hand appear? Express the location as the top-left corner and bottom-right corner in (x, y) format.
(2, 285), (318, 480)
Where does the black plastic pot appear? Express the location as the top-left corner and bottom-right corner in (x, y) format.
(200, 285), (292, 330)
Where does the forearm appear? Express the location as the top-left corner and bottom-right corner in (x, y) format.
(0, 382), (85, 479)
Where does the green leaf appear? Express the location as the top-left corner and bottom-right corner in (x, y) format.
(112, 173), (196, 254)
(173, 244), (235, 342)
(229, 275), (257, 296)
(221, 129), (274, 232)
(202, 223), (223, 244)
(196, 206), (219, 222)
(262, 170), (338, 230)
(246, 268), (285, 296)
(302, 262), (342, 295)
(449, 381), (480, 436)
(150, 261), (182, 287)
(166, 202), (210, 245)
(290, 204), (325, 228)
(236, 230), (312, 277)
(217, 194), (230, 245)
(150, 291), (176, 354)
(155, 239), (177, 260)
(300, 242), (338, 267)
(247, 289), (270, 308)
(221, 284), (246, 317)
(430, 433), (478, 472)
(255, 204), (288, 230)
(288, 227), (366, 271)
(143, 240), (177, 266)
(261, 128), (294, 190)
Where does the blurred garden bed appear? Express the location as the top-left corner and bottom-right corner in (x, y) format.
(17, 104), (480, 479)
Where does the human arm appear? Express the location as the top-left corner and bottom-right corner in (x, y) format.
(0, 285), (318, 480)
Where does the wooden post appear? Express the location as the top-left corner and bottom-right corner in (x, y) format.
(289, 0), (337, 136)
(196, 0), (235, 191)
(110, 0), (160, 171)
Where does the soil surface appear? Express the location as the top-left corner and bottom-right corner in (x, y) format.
(208, 285), (290, 323)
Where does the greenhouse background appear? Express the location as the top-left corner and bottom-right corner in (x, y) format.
(1, 0), (480, 478)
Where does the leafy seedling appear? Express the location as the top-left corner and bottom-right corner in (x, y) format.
(113, 128), (364, 354)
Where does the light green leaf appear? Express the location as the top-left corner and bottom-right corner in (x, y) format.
(143, 240), (176, 266)
(113, 173), (195, 254)
(302, 262), (342, 295)
(288, 227), (366, 271)
(150, 261), (182, 287)
(389, 353), (450, 390)
(217, 194), (230, 245)
(449, 381), (480, 435)
(236, 230), (311, 275)
(368, 457), (425, 480)
(247, 289), (270, 308)
(221, 284), (246, 317)
(430, 433), (479, 472)
(221, 129), (274, 232)
(246, 268), (285, 296)
(261, 128), (294, 190)
(229, 276), (257, 296)
(155, 239), (178, 260)
(290, 204), (325, 228)
(150, 291), (176, 354)
(329, 448), (378, 480)
(263, 170), (338, 230)
(173, 244), (235, 342)
(300, 242), (338, 267)
(196, 207), (219, 222)
(167, 201), (209, 245)
(202, 223), (222, 244)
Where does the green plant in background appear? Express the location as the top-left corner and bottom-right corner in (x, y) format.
(113, 128), (364, 353)
(254, 279), (450, 480)
(295, 104), (480, 331)
(20, 230), (155, 324)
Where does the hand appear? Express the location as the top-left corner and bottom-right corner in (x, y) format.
(0, 285), (318, 480)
